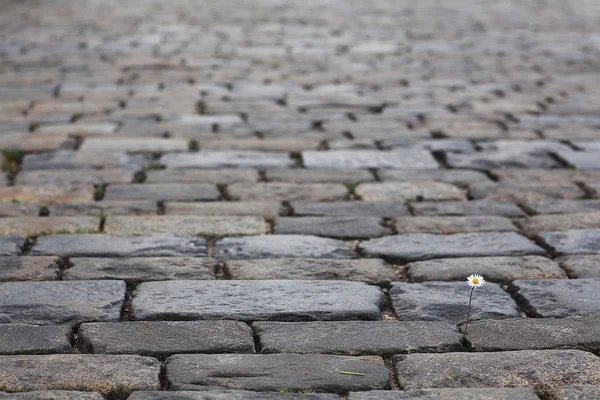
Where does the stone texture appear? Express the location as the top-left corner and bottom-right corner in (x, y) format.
(21, 151), (150, 171)
(0, 185), (94, 204)
(552, 386), (600, 400)
(512, 278), (600, 317)
(0, 392), (104, 399)
(558, 255), (600, 278)
(0, 354), (160, 395)
(446, 150), (559, 169)
(469, 182), (585, 203)
(412, 201), (525, 217)
(394, 350), (600, 389)
(128, 391), (338, 399)
(0, 280), (125, 325)
(0, 236), (26, 256)
(267, 169), (375, 183)
(356, 182), (466, 202)
(390, 281), (518, 323)
(225, 258), (397, 285)
(227, 183), (348, 202)
(556, 150), (600, 169)
(302, 149), (438, 169)
(165, 201), (283, 218)
(537, 229), (600, 256)
(214, 235), (354, 259)
(0, 324), (72, 355)
(477, 140), (572, 154)
(526, 199), (600, 214)
(348, 388), (540, 400)
(161, 151), (294, 169)
(104, 183), (220, 201)
(47, 201), (158, 216)
(255, 321), (462, 355)
(64, 257), (217, 283)
(132, 280), (385, 322)
(0, 216), (99, 236)
(291, 202), (410, 217)
(31, 234), (207, 257)
(79, 137), (189, 152)
(359, 232), (545, 262)
(145, 169), (259, 184)
(378, 169), (489, 185)
(166, 354), (390, 392)
(79, 320), (254, 356)
(0, 256), (61, 281)
(407, 256), (565, 282)
(463, 316), (600, 352)
(274, 217), (391, 239)
(104, 216), (267, 236)
(517, 213), (600, 236)
(15, 169), (135, 185)
(395, 216), (516, 234)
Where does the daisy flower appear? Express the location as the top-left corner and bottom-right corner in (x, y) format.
(467, 273), (485, 288)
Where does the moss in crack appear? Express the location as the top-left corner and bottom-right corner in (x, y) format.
(188, 139), (200, 151)
(133, 171), (147, 183)
(196, 100), (206, 114)
(28, 121), (40, 132)
(2, 150), (25, 179)
(93, 184), (106, 201)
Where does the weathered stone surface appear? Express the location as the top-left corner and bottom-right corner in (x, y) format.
(0, 236), (26, 256)
(145, 169), (259, 184)
(0, 354), (160, 394)
(21, 151), (150, 171)
(469, 182), (585, 203)
(359, 232), (545, 262)
(166, 354), (390, 392)
(302, 149), (438, 169)
(446, 150), (559, 169)
(15, 169), (135, 185)
(200, 137), (321, 152)
(161, 151), (294, 169)
(128, 391), (338, 399)
(395, 216), (516, 234)
(552, 386), (600, 400)
(255, 321), (462, 355)
(537, 229), (600, 256)
(64, 257), (217, 283)
(0, 256), (61, 281)
(0, 185), (94, 204)
(47, 201), (158, 216)
(291, 202), (410, 217)
(104, 183), (220, 201)
(0, 216), (99, 236)
(0, 324), (72, 355)
(558, 255), (600, 278)
(0, 203), (41, 217)
(390, 281), (518, 323)
(267, 169), (375, 183)
(383, 139), (476, 154)
(490, 168), (600, 184)
(556, 150), (600, 169)
(394, 350), (600, 389)
(79, 321), (254, 356)
(378, 169), (489, 185)
(275, 217), (391, 239)
(412, 201), (525, 217)
(512, 278), (600, 317)
(225, 258), (396, 285)
(132, 280), (384, 322)
(526, 199), (600, 215)
(517, 213), (600, 236)
(214, 235), (354, 259)
(105, 216), (267, 236)
(477, 140), (572, 154)
(356, 182), (466, 202)
(165, 201), (283, 218)
(227, 183), (348, 202)
(407, 256), (565, 283)
(0, 280), (125, 325)
(80, 137), (189, 152)
(31, 234), (207, 257)
(0, 391), (104, 399)
(348, 388), (540, 399)
(463, 316), (600, 352)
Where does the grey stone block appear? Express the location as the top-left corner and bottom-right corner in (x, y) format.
(128, 391), (338, 399)
(526, 199), (600, 215)
(0, 256), (61, 281)
(378, 169), (489, 185)
(302, 149), (438, 169)
(104, 216), (267, 236)
(356, 182), (465, 202)
(0, 324), (72, 355)
(556, 150), (600, 169)
(516, 212), (600, 236)
(469, 182), (585, 203)
(537, 229), (600, 256)
(132, 280), (385, 322)
(160, 151), (294, 169)
(274, 217), (391, 239)
(291, 202), (410, 217)
(104, 183), (220, 201)
(395, 216), (516, 234)
(0, 236), (26, 256)
(267, 169), (375, 183)
(412, 200), (525, 217)
(446, 150), (559, 170)
(227, 183), (348, 202)
(347, 388), (540, 400)
(557, 255), (600, 278)
(0, 392), (104, 399)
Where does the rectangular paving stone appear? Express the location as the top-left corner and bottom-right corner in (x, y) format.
(0, 391), (104, 399)
(517, 212), (600, 236)
(291, 202), (410, 217)
(302, 149), (439, 169)
(225, 258), (397, 285)
(557, 255), (600, 278)
(463, 316), (600, 352)
(537, 229), (600, 256)
(214, 235), (355, 259)
(166, 354), (390, 392)
(267, 169), (375, 183)
(395, 216), (516, 234)
(79, 320), (254, 356)
(490, 168), (588, 184)
(394, 350), (600, 389)
(407, 256), (565, 283)
(165, 201), (283, 218)
(469, 182), (585, 203)
(275, 217), (391, 239)
(79, 137), (189, 152)
(0, 185), (94, 204)
(0, 256), (61, 281)
(132, 280), (385, 322)
(104, 183), (220, 201)
(15, 169), (135, 185)
(477, 140), (572, 154)
(0, 280), (125, 325)
(255, 321), (462, 355)
(0, 216), (99, 236)
(512, 278), (600, 317)
(390, 281), (518, 324)
(446, 150), (560, 170)
(47, 201), (158, 216)
(160, 151), (294, 169)
(378, 169), (489, 185)
(348, 388), (540, 399)
(526, 199), (600, 214)
(356, 182), (466, 202)
(31, 234), (207, 257)
(227, 183), (348, 202)
(64, 257), (217, 283)
(359, 232), (545, 263)
(200, 137), (322, 152)
(145, 169), (259, 184)
(0, 236), (26, 256)
(0, 354), (160, 395)
(21, 151), (150, 171)
(412, 200), (525, 217)
(128, 391), (338, 399)
(556, 150), (600, 169)
(383, 139), (476, 154)
(0, 324), (72, 355)
(105, 216), (267, 236)
(551, 385), (600, 400)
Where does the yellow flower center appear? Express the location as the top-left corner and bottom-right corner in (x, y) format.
(472, 277), (479, 284)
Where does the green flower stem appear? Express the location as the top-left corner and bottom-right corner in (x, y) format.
(463, 286), (475, 339)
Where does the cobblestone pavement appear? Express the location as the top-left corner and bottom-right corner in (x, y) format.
(1, 0), (600, 398)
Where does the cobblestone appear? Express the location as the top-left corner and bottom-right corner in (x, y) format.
(0, 256), (61, 282)
(104, 216), (267, 236)
(356, 182), (466, 202)
(275, 217), (391, 239)
(103, 183), (220, 202)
